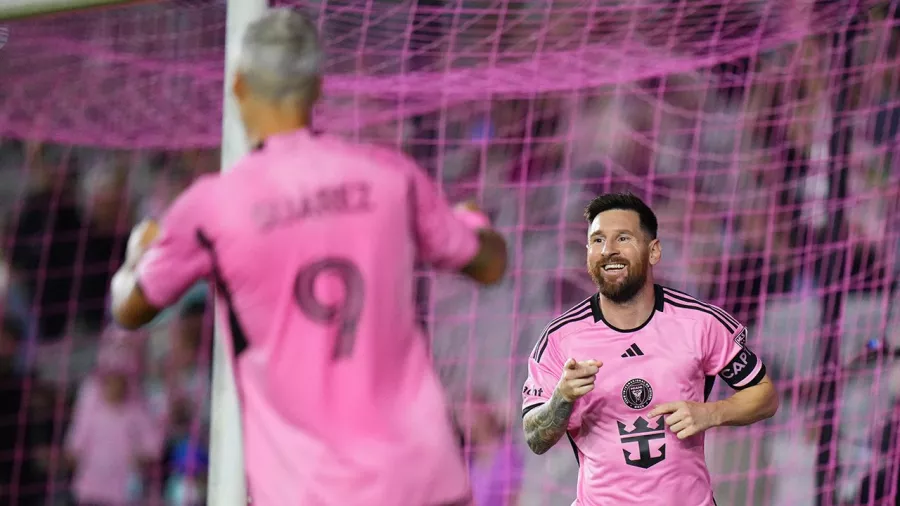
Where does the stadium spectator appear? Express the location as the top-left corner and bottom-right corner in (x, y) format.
(458, 390), (523, 506)
(65, 340), (162, 506)
(0, 314), (54, 505)
(5, 146), (131, 342)
(144, 298), (211, 502)
(7, 145), (85, 341)
(163, 437), (208, 506)
(76, 157), (133, 333)
(146, 298), (210, 430)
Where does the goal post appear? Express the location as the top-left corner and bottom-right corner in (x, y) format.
(208, 0), (267, 505)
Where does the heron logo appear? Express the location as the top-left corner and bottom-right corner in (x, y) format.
(0, 27), (8, 50)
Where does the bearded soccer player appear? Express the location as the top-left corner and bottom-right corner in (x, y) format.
(109, 8), (507, 506)
(521, 192), (778, 505)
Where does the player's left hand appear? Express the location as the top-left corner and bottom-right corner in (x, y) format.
(124, 219), (160, 268)
(648, 401), (718, 440)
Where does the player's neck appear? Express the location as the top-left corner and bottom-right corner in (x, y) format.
(249, 106), (312, 146)
(599, 282), (656, 330)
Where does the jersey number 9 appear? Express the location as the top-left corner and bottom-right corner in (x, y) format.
(293, 258), (365, 360)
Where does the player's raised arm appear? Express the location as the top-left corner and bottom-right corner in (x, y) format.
(409, 167), (507, 285)
(523, 354), (601, 455)
(110, 178), (215, 329)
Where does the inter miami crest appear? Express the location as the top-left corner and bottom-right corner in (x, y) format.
(622, 378), (653, 410)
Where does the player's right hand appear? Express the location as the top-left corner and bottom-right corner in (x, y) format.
(556, 358), (601, 402)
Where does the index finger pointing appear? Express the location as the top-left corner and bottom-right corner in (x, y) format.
(648, 402), (679, 418)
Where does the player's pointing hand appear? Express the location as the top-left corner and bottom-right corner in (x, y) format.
(556, 358), (601, 402)
(648, 401), (717, 440)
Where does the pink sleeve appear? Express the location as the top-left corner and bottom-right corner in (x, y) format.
(65, 382), (95, 455)
(700, 310), (766, 390)
(409, 166), (480, 270)
(136, 177), (215, 308)
(522, 331), (564, 414)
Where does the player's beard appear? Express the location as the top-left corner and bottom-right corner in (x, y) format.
(588, 256), (648, 304)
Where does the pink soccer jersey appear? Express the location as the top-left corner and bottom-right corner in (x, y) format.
(136, 129), (480, 506)
(522, 284), (766, 506)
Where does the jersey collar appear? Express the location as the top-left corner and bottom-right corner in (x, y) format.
(590, 284), (665, 332)
(254, 128), (312, 152)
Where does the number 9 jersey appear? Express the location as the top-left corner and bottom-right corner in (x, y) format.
(135, 129), (480, 506)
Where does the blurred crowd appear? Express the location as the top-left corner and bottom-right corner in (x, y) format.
(0, 145), (217, 505)
(0, 1), (899, 506)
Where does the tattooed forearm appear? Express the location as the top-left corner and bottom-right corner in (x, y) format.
(523, 390), (575, 455)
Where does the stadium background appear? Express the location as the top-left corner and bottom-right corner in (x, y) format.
(0, 0), (898, 504)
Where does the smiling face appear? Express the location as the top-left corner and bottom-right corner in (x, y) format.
(586, 209), (661, 303)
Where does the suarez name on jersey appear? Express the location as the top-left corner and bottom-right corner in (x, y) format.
(522, 284), (766, 506)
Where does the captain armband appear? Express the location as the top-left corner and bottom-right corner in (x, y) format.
(718, 347), (766, 390)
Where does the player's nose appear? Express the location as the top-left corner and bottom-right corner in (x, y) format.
(600, 247), (621, 259)
(600, 242), (619, 256)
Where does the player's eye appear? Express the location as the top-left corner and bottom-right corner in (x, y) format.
(592, 237), (604, 243)
(618, 235), (630, 242)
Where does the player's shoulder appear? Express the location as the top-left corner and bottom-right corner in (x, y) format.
(170, 173), (221, 208)
(530, 296), (595, 362)
(317, 134), (420, 173)
(545, 296), (596, 336)
(658, 285), (742, 333)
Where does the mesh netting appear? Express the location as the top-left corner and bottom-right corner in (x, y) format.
(0, 0), (899, 505)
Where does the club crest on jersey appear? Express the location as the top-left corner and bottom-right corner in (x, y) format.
(622, 378), (653, 410)
(734, 328), (748, 348)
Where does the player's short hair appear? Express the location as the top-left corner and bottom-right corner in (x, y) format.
(583, 192), (658, 240)
(238, 8), (324, 104)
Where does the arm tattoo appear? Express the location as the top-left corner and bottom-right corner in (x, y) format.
(523, 390), (574, 455)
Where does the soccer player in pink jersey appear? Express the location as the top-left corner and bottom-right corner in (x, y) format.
(108, 8), (507, 506)
(522, 192), (779, 505)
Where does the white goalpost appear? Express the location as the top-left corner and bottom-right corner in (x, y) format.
(209, 0), (268, 505)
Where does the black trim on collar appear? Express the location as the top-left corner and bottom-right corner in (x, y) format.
(590, 284), (665, 333)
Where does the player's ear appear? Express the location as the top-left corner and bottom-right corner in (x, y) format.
(232, 71), (248, 101)
(648, 238), (661, 266)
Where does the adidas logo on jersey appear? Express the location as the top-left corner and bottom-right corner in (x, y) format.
(621, 343), (644, 358)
